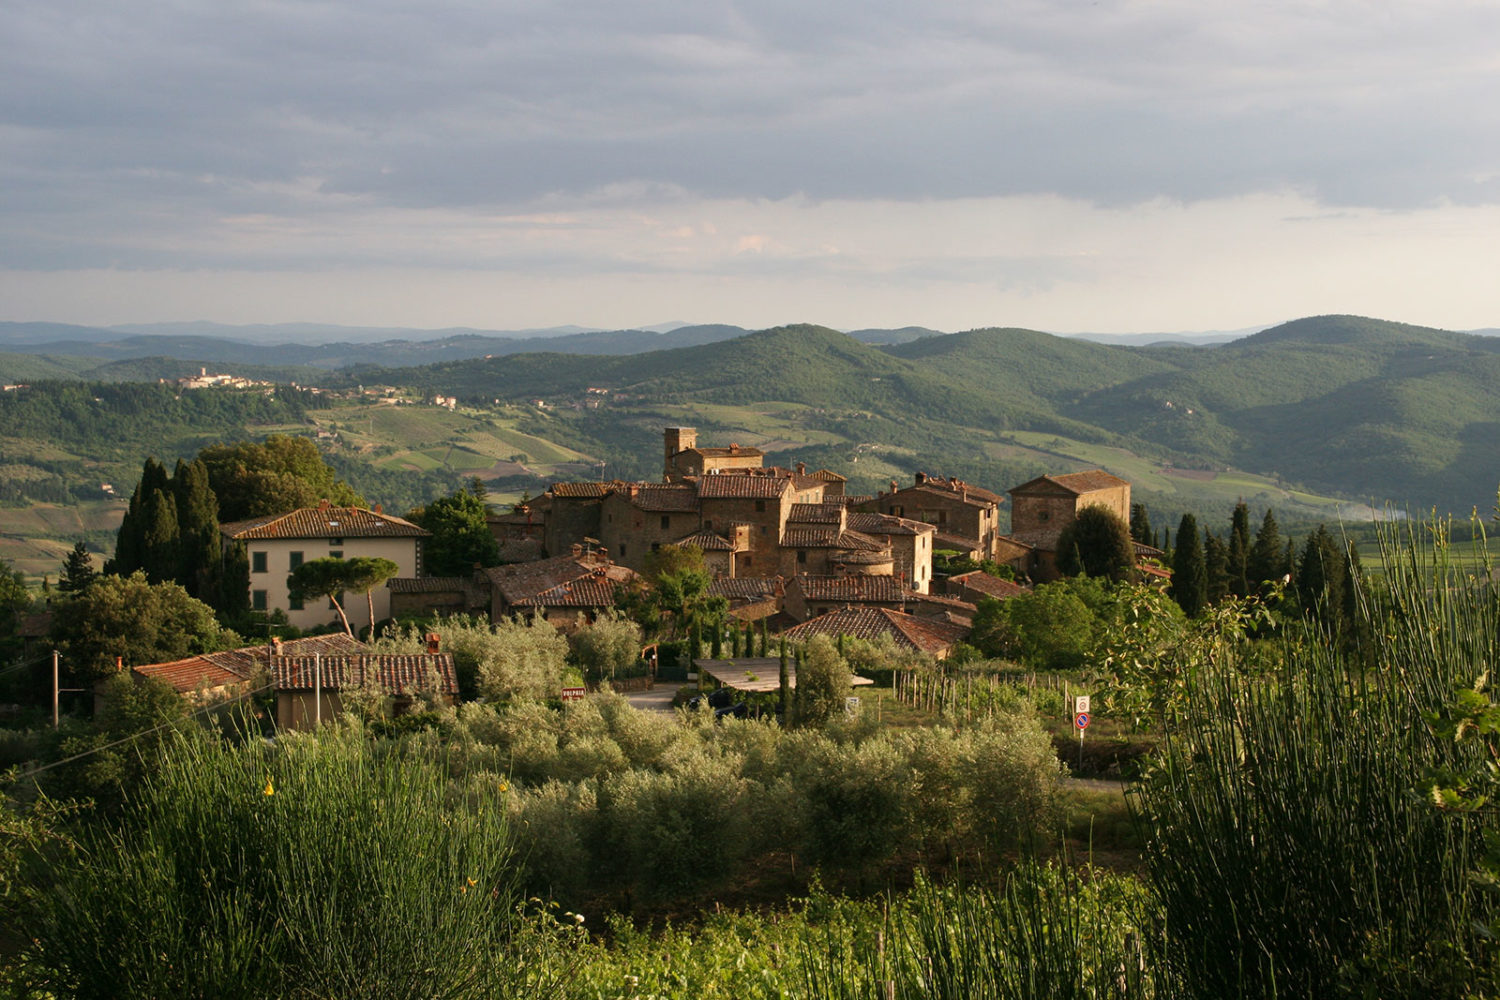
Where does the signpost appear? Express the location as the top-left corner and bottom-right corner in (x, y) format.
(1073, 695), (1091, 769)
(561, 686), (587, 703)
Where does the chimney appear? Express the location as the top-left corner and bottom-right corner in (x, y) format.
(116, 655), (124, 672)
(571, 543), (582, 558)
(425, 632), (441, 655)
(596, 547), (609, 564)
(796, 462), (806, 475)
(729, 442), (739, 454)
(890, 479), (898, 494)
(915, 472), (926, 485)
(318, 498), (331, 510)
(271, 636), (284, 655)
(374, 503), (383, 514)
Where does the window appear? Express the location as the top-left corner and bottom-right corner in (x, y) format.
(251, 551), (267, 574)
(289, 551), (304, 570)
(289, 593), (304, 611)
(892, 505), (904, 516)
(251, 589), (267, 611)
(619, 543), (627, 557)
(329, 537), (343, 547)
(329, 550), (343, 560)
(743, 556), (752, 568)
(797, 550), (807, 564)
(660, 515), (670, 530)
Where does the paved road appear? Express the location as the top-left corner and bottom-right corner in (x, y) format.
(622, 685), (681, 714)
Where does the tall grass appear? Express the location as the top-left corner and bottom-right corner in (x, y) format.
(1131, 516), (1499, 998)
(20, 726), (570, 1000)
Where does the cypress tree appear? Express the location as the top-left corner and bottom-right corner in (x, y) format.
(215, 540), (251, 622)
(1204, 530), (1231, 605)
(173, 458), (221, 598)
(778, 636), (790, 723)
(1227, 502), (1251, 597)
(139, 488), (181, 586)
(1247, 508), (1285, 592)
(1170, 513), (1207, 617)
(1129, 503), (1153, 545)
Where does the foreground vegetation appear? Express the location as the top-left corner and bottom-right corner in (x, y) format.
(3, 518), (1499, 997)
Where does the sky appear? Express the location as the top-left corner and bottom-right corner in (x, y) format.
(3, 0), (1500, 335)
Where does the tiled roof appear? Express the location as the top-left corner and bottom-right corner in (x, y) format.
(134, 634), (367, 694)
(1010, 470), (1130, 497)
(781, 527), (886, 551)
(847, 512), (936, 536)
(387, 576), (472, 593)
(676, 529), (736, 551)
(781, 607), (970, 656)
(831, 549), (895, 566)
(514, 576), (625, 608)
(272, 653), (458, 696)
(810, 468), (847, 482)
(485, 554), (638, 605)
(685, 445), (764, 458)
(948, 571), (1029, 600)
(1133, 541), (1166, 559)
(550, 482), (612, 499)
(619, 484), (700, 512)
(933, 531), (984, 553)
(900, 483), (1002, 508)
(221, 506), (429, 540)
(708, 577), (785, 600)
(791, 575), (907, 602)
(788, 502), (844, 524)
(696, 474), (791, 500)
(840, 494), (876, 506)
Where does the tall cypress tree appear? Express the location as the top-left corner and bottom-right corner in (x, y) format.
(1204, 530), (1231, 605)
(1129, 503), (1153, 545)
(1227, 502), (1251, 597)
(1247, 508), (1285, 593)
(138, 488), (182, 585)
(173, 458), (221, 597)
(105, 457), (170, 576)
(1170, 513), (1207, 617)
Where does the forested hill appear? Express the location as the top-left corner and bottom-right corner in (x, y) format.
(368, 315), (1500, 513)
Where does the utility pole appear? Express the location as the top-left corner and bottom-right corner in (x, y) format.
(314, 652), (322, 728)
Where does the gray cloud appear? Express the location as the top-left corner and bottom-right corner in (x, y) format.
(4, 0), (1500, 272)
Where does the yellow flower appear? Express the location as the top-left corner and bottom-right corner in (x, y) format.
(263, 778), (274, 796)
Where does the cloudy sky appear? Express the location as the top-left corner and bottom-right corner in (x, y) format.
(3, 0), (1499, 334)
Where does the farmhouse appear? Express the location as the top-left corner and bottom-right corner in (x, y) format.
(1007, 470), (1131, 581)
(855, 472), (1005, 565)
(221, 501), (429, 631)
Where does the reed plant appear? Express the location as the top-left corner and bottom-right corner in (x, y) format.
(1131, 515), (1500, 998)
(20, 725), (568, 1000)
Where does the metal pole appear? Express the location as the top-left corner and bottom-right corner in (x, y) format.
(314, 652), (322, 729)
(52, 650), (60, 729)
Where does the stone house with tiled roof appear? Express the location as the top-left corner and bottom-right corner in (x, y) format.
(779, 606), (971, 659)
(220, 500), (429, 631)
(663, 427), (765, 480)
(272, 647), (458, 731)
(132, 633), (367, 704)
(944, 569), (1030, 605)
(856, 472), (1004, 565)
(483, 548), (640, 629)
(1007, 470), (1131, 581)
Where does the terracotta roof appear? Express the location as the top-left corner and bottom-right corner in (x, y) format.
(832, 549), (895, 566)
(514, 576), (625, 608)
(899, 483), (1003, 508)
(791, 575), (907, 602)
(1133, 541), (1166, 559)
(847, 512), (936, 536)
(676, 529), (736, 552)
(1010, 470), (1129, 497)
(386, 576), (472, 593)
(1139, 563), (1172, 580)
(780, 607), (970, 656)
(948, 571), (1029, 600)
(272, 653), (458, 696)
(221, 506), (429, 541)
(684, 444), (764, 459)
(810, 468), (847, 482)
(485, 554), (638, 606)
(788, 502), (845, 524)
(549, 482), (612, 499)
(839, 494), (876, 506)
(696, 474), (791, 500)
(781, 527), (886, 551)
(933, 531), (984, 553)
(708, 577), (785, 600)
(134, 634), (367, 694)
(618, 484), (700, 512)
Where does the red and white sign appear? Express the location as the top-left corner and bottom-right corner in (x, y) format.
(561, 687), (587, 702)
(1074, 712), (1090, 730)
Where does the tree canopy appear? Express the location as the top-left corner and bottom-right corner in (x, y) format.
(50, 572), (228, 681)
(199, 435), (363, 522)
(1055, 504), (1136, 582)
(408, 483), (498, 577)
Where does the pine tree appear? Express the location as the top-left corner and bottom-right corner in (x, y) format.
(58, 541), (97, 593)
(1227, 502), (1251, 597)
(1170, 513), (1207, 617)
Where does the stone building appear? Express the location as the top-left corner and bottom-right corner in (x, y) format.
(855, 473), (1005, 564)
(1006, 470), (1131, 581)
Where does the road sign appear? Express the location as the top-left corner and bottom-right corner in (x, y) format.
(561, 686), (587, 702)
(1074, 712), (1090, 730)
(1074, 695), (1091, 715)
(845, 696), (861, 718)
